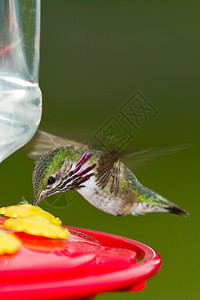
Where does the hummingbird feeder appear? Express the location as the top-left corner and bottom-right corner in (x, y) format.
(0, 1), (161, 298)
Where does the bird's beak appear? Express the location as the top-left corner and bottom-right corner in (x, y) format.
(32, 187), (63, 206)
(32, 184), (73, 206)
(32, 193), (45, 206)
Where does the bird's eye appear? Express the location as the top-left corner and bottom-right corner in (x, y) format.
(47, 176), (55, 186)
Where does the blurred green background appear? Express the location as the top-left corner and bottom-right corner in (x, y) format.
(1, 0), (200, 299)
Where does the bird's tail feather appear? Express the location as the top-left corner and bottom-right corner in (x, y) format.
(131, 187), (189, 216)
(165, 204), (189, 216)
(154, 192), (189, 216)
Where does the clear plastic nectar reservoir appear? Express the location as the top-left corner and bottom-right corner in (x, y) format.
(0, 0), (42, 162)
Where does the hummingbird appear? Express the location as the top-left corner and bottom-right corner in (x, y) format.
(30, 131), (188, 217)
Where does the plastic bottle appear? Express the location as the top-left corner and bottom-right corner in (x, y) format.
(0, 0), (42, 162)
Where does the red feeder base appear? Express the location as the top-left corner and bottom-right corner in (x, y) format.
(0, 217), (162, 299)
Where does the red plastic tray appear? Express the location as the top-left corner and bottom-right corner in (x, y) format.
(0, 216), (162, 299)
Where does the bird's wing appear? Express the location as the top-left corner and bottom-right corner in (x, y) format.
(96, 151), (120, 197)
(118, 144), (191, 169)
(95, 143), (191, 196)
(28, 130), (88, 160)
(28, 130), (191, 173)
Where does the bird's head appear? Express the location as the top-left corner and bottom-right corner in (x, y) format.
(32, 147), (73, 206)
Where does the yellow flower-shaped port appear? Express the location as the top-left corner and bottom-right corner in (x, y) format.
(0, 229), (22, 255)
(4, 215), (70, 239)
(0, 204), (61, 225)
